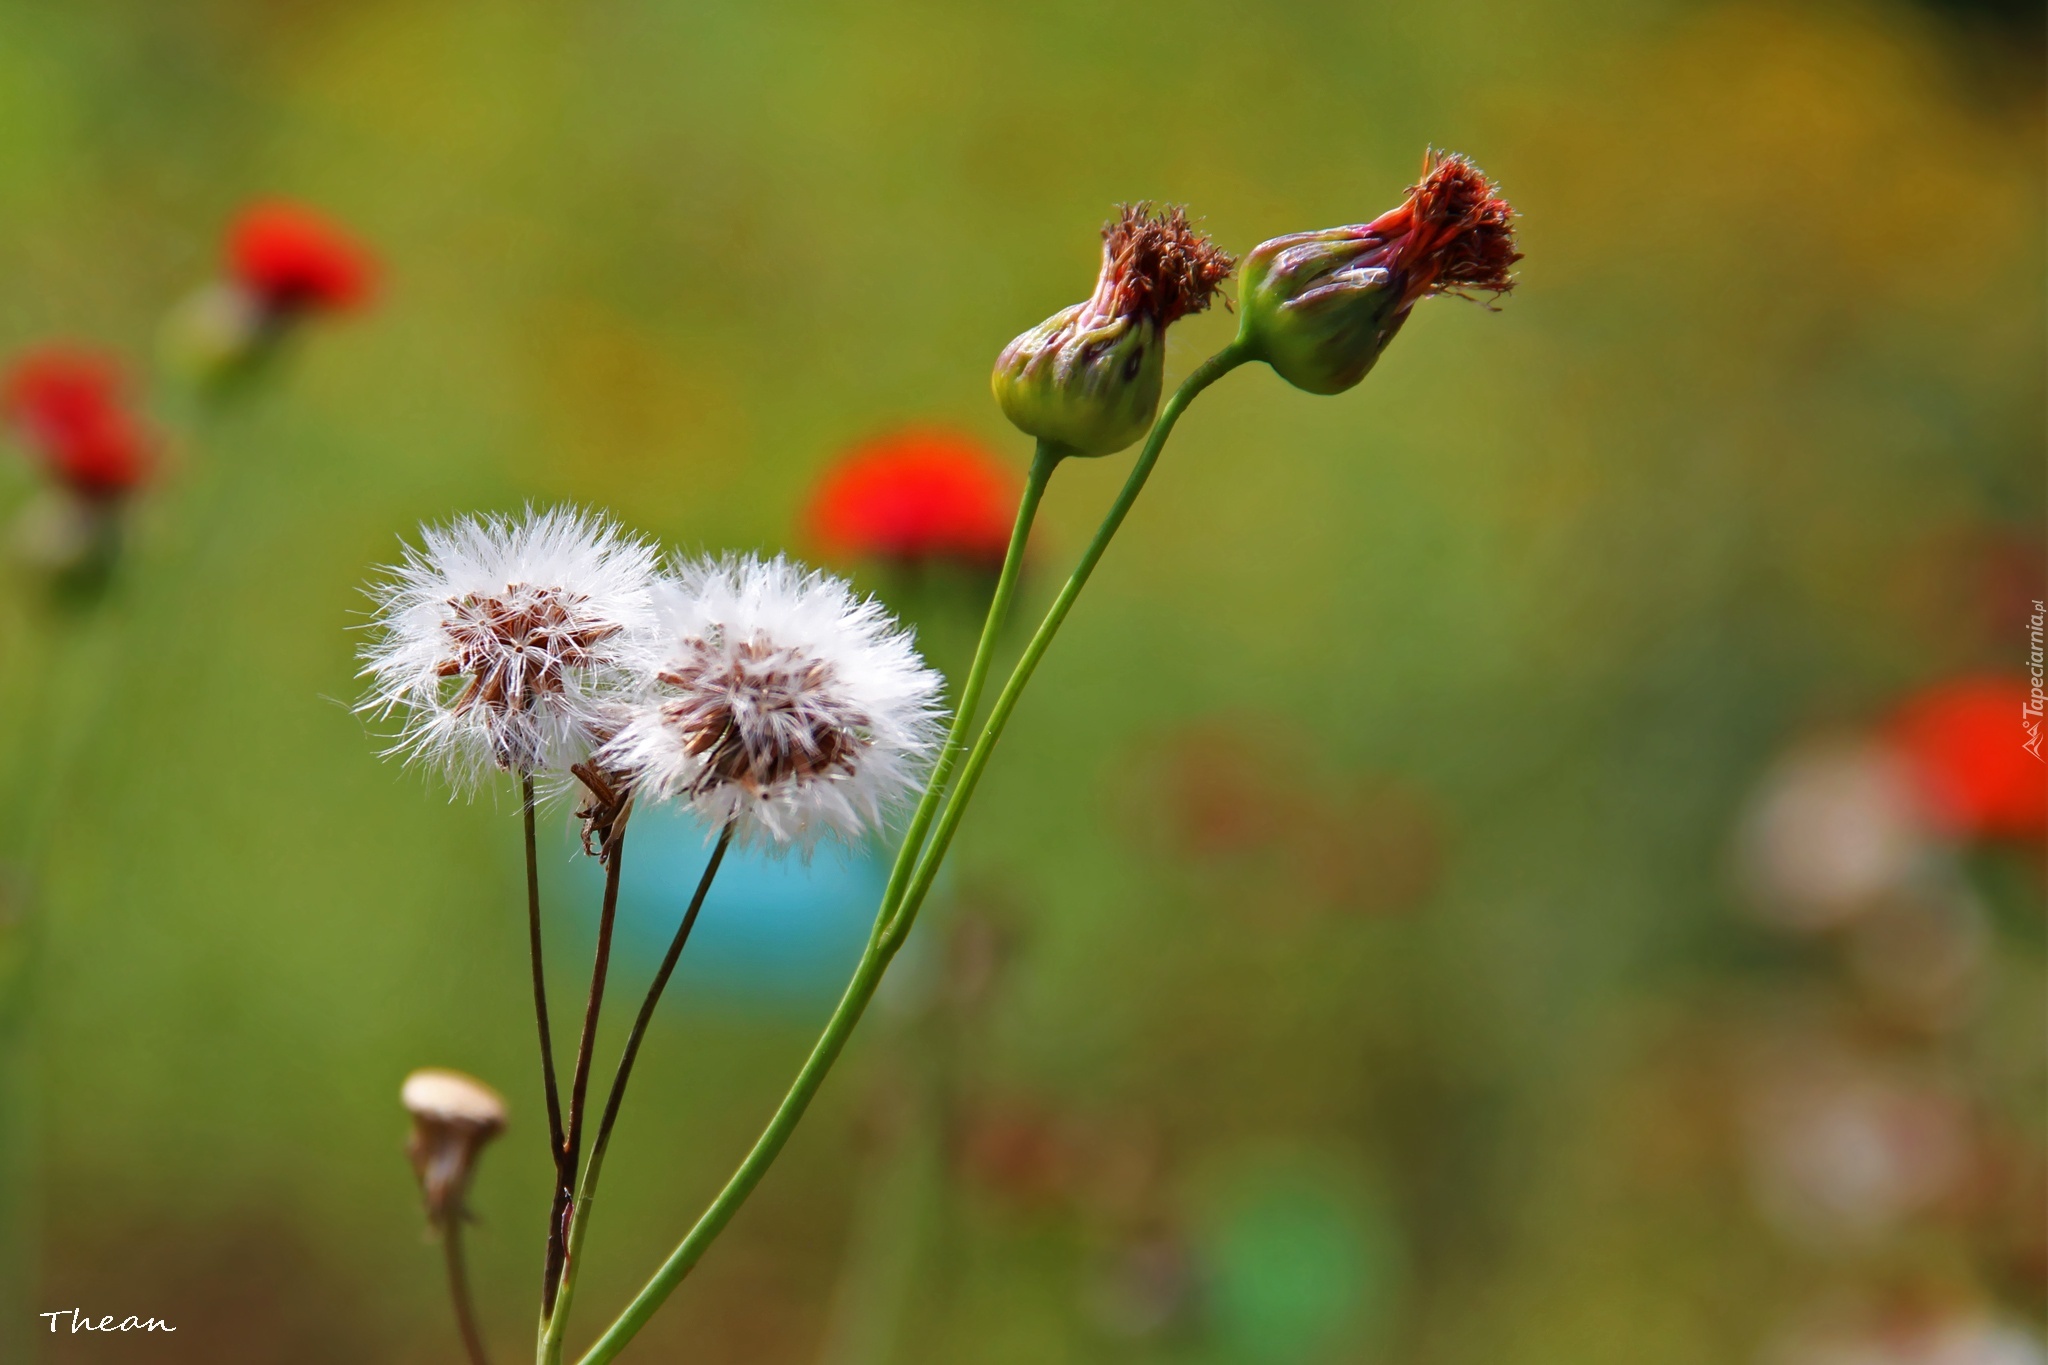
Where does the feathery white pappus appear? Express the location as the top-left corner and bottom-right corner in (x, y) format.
(357, 506), (661, 787)
(603, 554), (946, 849)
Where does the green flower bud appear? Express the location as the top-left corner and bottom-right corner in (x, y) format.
(993, 306), (1162, 458)
(994, 205), (1234, 457)
(1237, 151), (1520, 396)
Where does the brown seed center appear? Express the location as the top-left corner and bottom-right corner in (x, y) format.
(434, 583), (621, 718)
(659, 634), (870, 796)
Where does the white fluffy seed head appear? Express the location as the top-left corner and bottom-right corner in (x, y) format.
(358, 506), (661, 788)
(602, 553), (946, 849)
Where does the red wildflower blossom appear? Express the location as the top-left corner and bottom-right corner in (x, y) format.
(3, 348), (153, 499)
(228, 200), (376, 315)
(806, 429), (1020, 568)
(1887, 677), (2046, 840)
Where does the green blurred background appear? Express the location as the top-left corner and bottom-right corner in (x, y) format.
(0, 0), (2041, 1361)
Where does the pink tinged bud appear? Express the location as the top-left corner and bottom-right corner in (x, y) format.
(402, 1069), (507, 1227)
(1238, 150), (1520, 395)
(993, 204), (1234, 457)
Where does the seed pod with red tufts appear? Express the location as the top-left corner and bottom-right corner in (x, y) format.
(993, 205), (1234, 457)
(1238, 151), (1520, 395)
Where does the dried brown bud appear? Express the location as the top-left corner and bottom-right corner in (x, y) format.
(570, 759), (634, 862)
(992, 204), (1235, 457)
(402, 1068), (507, 1227)
(1090, 204), (1236, 331)
(1383, 150), (1520, 303)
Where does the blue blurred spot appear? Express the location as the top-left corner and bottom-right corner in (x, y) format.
(561, 802), (889, 1014)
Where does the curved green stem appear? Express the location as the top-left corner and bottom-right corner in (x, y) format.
(574, 940), (893, 1365)
(865, 439), (1061, 952)
(572, 346), (1245, 1365)
(882, 341), (1252, 939)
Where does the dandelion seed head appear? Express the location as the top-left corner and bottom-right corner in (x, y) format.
(605, 554), (945, 849)
(359, 506), (659, 788)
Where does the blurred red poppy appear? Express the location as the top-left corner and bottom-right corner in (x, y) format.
(3, 347), (154, 499)
(806, 429), (1019, 568)
(1887, 677), (2045, 840)
(228, 200), (376, 315)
